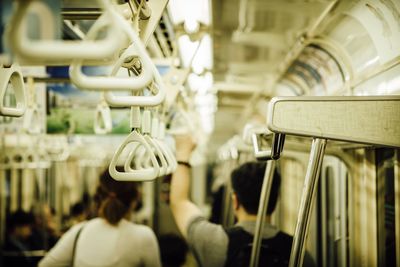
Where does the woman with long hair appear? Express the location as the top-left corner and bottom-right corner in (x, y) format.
(39, 169), (161, 267)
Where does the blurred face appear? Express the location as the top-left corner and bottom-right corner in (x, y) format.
(15, 225), (32, 240)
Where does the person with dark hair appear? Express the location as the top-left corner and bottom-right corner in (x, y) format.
(30, 203), (60, 251)
(38, 168), (161, 267)
(170, 135), (313, 267)
(2, 210), (36, 267)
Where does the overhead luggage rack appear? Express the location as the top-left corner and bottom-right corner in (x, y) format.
(265, 95), (400, 267)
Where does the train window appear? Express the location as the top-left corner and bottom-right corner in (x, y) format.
(353, 63), (400, 95)
(324, 14), (379, 77)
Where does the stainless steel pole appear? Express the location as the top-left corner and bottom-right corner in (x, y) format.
(289, 138), (327, 267)
(250, 160), (276, 267)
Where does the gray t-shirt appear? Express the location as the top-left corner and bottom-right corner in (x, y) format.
(187, 216), (280, 267)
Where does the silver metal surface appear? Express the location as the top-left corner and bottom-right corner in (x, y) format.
(61, 8), (102, 20)
(252, 133), (285, 161)
(289, 138), (327, 267)
(249, 160), (276, 267)
(395, 150), (400, 267)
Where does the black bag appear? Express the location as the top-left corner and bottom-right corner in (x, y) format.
(224, 227), (292, 267)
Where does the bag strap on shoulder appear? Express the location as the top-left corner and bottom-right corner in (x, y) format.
(71, 224), (85, 267)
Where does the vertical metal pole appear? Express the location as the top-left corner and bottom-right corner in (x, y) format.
(250, 160), (276, 267)
(395, 149), (399, 267)
(0, 170), (6, 244)
(289, 138), (327, 267)
(222, 160), (235, 227)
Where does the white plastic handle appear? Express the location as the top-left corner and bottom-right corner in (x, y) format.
(23, 106), (41, 134)
(69, 25), (153, 91)
(102, 8), (166, 106)
(157, 121), (177, 172)
(109, 130), (160, 181)
(7, 0), (122, 63)
(142, 111), (168, 176)
(0, 64), (27, 117)
(94, 101), (112, 134)
(124, 144), (146, 171)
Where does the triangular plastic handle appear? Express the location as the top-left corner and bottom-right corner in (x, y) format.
(154, 139), (176, 174)
(124, 144), (146, 171)
(145, 135), (168, 176)
(94, 101), (112, 134)
(109, 130), (160, 181)
(7, 0), (122, 63)
(0, 64), (27, 117)
(23, 105), (41, 134)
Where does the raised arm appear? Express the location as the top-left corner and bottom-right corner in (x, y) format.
(170, 134), (202, 238)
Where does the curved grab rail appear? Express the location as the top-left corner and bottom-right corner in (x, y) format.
(102, 8), (166, 106)
(69, 25), (153, 91)
(0, 64), (27, 117)
(94, 97), (112, 134)
(7, 0), (122, 63)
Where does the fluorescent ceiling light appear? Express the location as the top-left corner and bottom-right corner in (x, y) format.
(167, 0), (211, 26)
(178, 34), (213, 74)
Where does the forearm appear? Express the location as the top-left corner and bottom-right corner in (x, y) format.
(170, 163), (202, 237)
(170, 163), (191, 205)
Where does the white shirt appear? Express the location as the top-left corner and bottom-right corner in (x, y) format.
(39, 218), (161, 267)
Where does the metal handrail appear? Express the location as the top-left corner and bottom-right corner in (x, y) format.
(249, 160), (276, 267)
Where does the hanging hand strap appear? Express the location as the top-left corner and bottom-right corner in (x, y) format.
(0, 64), (27, 117)
(94, 95), (112, 134)
(109, 107), (160, 181)
(71, 224), (85, 267)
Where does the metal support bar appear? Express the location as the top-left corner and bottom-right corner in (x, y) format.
(250, 160), (276, 267)
(289, 138), (327, 267)
(395, 149), (400, 267)
(61, 8), (102, 20)
(252, 133), (285, 161)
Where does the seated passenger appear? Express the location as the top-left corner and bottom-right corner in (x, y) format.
(169, 135), (314, 267)
(63, 202), (89, 231)
(39, 168), (161, 267)
(30, 203), (60, 250)
(2, 209), (35, 267)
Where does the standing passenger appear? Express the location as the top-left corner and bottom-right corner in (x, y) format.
(170, 134), (314, 267)
(39, 168), (161, 267)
